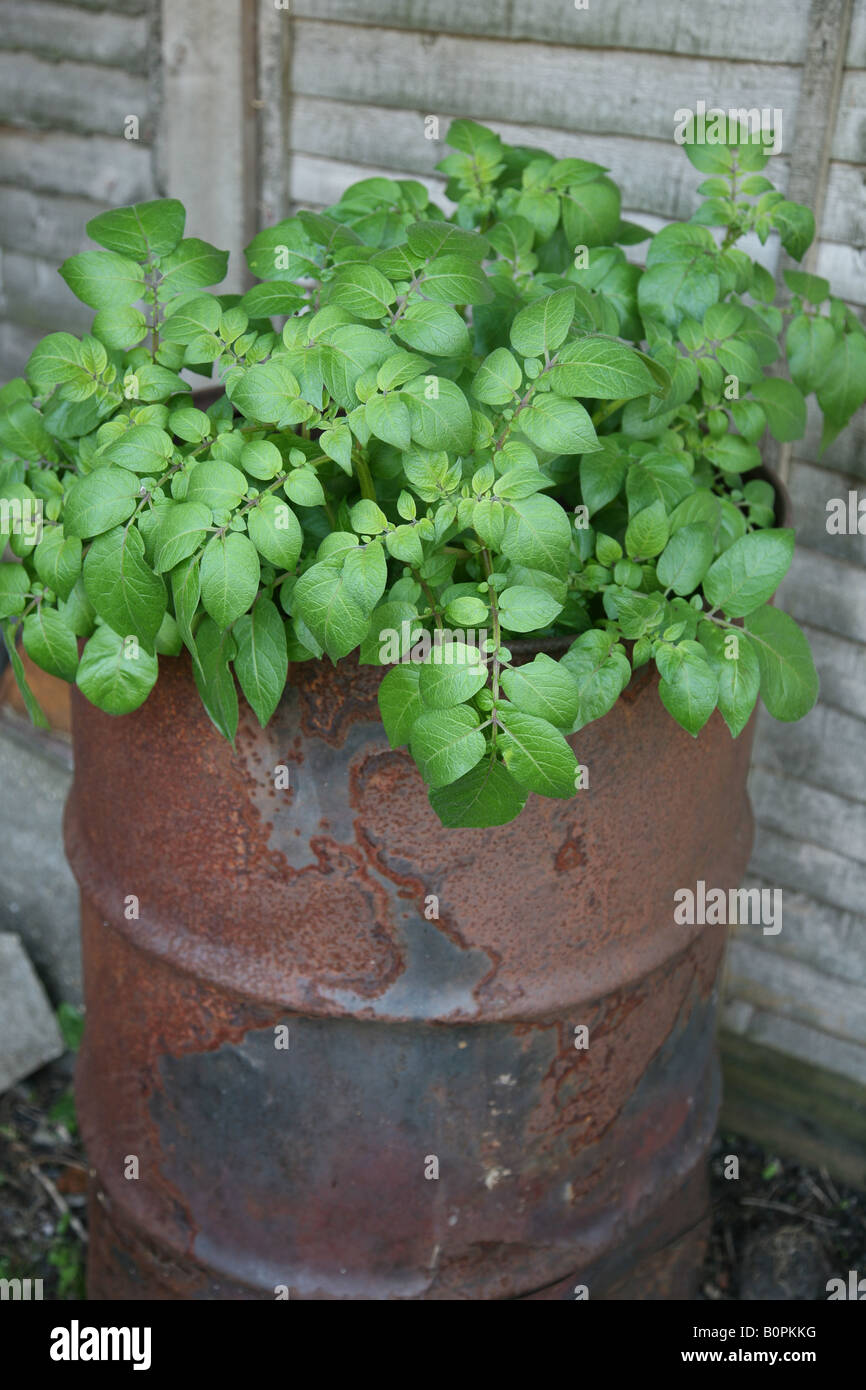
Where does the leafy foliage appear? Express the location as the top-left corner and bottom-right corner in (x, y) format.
(1, 120), (852, 827)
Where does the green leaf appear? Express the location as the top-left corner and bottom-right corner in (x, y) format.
(419, 639), (488, 708)
(510, 289), (575, 358)
(550, 339), (658, 400)
(0, 562), (29, 620)
(83, 524), (167, 649)
(328, 265), (396, 318)
(104, 424), (173, 475)
(152, 501), (212, 572)
(561, 178), (621, 247)
(500, 653), (579, 727)
(234, 598), (287, 727)
(135, 364), (190, 402)
(365, 392), (412, 449)
(186, 460), (247, 511)
(191, 616), (237, 740)
(91, 305), (149, 350)
(161, 294), (222, 344)
(401, 375), (473, 452)
(410, 704), (486, 787)
(580, 446), (627, 515)
(240, 282), (305, 317)
(343, 541), (387, 611)
(247, 494), (302, 571)
(749, 377), (806, 442)
(782, 269), (829, 305)
(63, 466), (139, 539)
(716, 337), (762, 385)
(561, 629), (631, 731)
(785, 313), (836, 394)
(471, 348), (522, 406)
(230, 359), (300, 424)
(656, 523), (714, 595)
(0, 401), (56, 460)
(22, 605), (77, 681)
(498, 584), (562, 632)
(320, 423), (353, 475)
(59, 251), (144, 309)
(625, 498), (669, 559)
(86, 199), (185, 260)
(703, 529), (794, 617)
(421, 255), (493, 304)
(34, 528), (82, 607)
(26, 333), (88, 392)
(498, 708), (577, 797)
(159, 238), (229, 291)
(292, 558), (369, 660)
(392, 302), (472, 357)
(502, 494), (572, 576)
(698, 622), (760, 737)
(170, 554), (201, 665)
(519, 394), (598, 455)
(772, 201), (815, 261)
(285, 469), (325, 507)
(658, 647), (718, 735)
(200, 532), (260, 627)
(407, 220), (489, 261)
(743, 605), (818, 721)
(429, 755), (528, 828)
(703, 434), (762, 474)
(319, 323), (396, 409)
(816, 332), (866, 452)
(378, 663), (425, 746)
(2, 622), (49, 728)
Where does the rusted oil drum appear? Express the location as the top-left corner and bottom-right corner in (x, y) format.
(65, 647), (757, 1301)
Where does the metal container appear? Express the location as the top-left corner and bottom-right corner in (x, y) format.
(66, 643), (758, 1300)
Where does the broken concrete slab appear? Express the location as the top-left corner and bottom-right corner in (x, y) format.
(0, 715), (81, 1003)
(0, 932), (64, 1092)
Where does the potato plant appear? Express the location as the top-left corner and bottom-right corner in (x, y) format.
(1, 118), (860, 827)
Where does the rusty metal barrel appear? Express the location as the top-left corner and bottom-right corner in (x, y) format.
(65, 648), (757, 1300)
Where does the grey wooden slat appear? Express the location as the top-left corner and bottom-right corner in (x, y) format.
(158, 0), (257, 293)
(0, 2), (149, 74)
(0, 323), (43, 387)
(752, 701), (866, 802)
(726, 936), (866, 1045)
(831, 69), (866, 162)
(0, 54), (150, 137)
(802, 400), (866, 480)
(776, 545), (866, 642)
(0, 130), (153, 204)
(721, 1001), (866, 1089)
(788, 459), (866, 566)
(57, 0), (150, 12)
(289, 22), (804, 143)
(798, 623), (866, 717)
(290, 0), (813, 63)
(730, 874), (866, 985)
(0, 252), (92, 333)
(749, 820), (866, 918)
(289, 95), (865, 247)
(0, 188), (106, 264)
(749, 764), (866, 864)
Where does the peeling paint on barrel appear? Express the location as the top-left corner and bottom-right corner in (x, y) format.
(66, 646), (757, 1299)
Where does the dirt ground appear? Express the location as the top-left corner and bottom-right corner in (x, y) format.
(1, 1046), (863, 1302)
